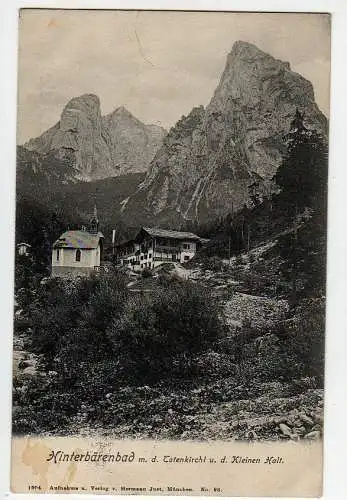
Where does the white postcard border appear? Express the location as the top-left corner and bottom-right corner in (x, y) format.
(1, 1), (347, 499)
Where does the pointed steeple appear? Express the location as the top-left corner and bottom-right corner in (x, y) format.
(89, 203), (99, 234)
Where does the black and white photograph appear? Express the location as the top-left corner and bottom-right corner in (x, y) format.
(10, 8), (331, 495)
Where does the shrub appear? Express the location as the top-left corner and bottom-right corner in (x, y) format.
(233, 255), (244, 268)
(142, 268), (153, 278)
(108, 279), (225, 383)
(193, 351), (237, 380)
(12, 373), (78, 434)
(16, 272), (227, 434)
(288, 377), (318, 396)
(201, 256), (225, 272)
(221, 297), (325, 386)
(29, 272), (128, 369)
(276, 298), (325, 385)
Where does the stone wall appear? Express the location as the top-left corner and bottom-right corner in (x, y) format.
(51, 266), (94, 278)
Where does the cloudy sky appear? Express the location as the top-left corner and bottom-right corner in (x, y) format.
(17, 10), (330, 144)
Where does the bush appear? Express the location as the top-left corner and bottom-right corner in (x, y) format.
(29, 272), (128, 369)
(201, 256), (226, 272)
(233, 255), (244, 268)
(276, 298), (325, 384)
(288, 377), (318, 396)
(12, 373), (78, 434)
(220, 297), (325, 386)
(193, 351), (237, 380)
(108, 279), (225, 383)
(142, 268), (153, 278)
(16, 273), (227, 432)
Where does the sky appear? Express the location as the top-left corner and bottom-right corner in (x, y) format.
(17, 10), (331, 144)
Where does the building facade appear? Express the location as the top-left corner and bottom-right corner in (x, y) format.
(51, 207), (104, 277)
(17, 242), (31, 256)
(116, 227), (203, 271)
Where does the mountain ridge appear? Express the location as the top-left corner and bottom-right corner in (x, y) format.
(23, 95), (166, 181)
(18, 41), (328, 233)
(121, 41), (328, 227)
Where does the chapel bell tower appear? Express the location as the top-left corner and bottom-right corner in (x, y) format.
(89, 204), (99, 235)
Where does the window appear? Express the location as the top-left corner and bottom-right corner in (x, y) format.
(183, 243), (190, 250)
(184, 255), (190, 261)
(149, 253), (152, 259)
(56, 249), (60, 261)
(76, 249), (81, 262)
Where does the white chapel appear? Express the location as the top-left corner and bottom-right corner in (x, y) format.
(51, 206), (103, 277)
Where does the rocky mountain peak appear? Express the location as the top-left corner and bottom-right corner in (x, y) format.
(230, 40), (269, 58)
(122, 42), (328, 227)
(60, 93), (102, 127)
(113, 106), (133, 116)
(63, 93), (101, 112)
(104, 106), (141, 126)
(22, 96), (166, 181)
(222, 41), (292, 86)
(209, 41), (316, 117)
(228, 40), (289, 66)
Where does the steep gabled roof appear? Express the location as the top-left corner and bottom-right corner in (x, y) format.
(17, 242), (32, 247)
(53, 230), (103, 249)
(140, 226), (201, 241)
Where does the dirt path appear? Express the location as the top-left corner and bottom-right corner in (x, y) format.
(172, 263), (192, 280)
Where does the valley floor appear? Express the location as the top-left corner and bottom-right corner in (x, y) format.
(12, 239), (324, 442)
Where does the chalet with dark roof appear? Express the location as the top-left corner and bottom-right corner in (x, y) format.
(116, 226), (204, 270)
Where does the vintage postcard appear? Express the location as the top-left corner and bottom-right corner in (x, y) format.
(11, 9), (330, 497)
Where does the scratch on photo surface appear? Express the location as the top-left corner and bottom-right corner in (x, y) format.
(134, 29), (155, 67)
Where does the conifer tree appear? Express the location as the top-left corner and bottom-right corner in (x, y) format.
(275, 110), (328, 305)
(275, 109), (328, 216)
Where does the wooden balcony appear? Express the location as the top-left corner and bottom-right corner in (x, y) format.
(154, 245), (180, 253)
(153, 256), (178, 262)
